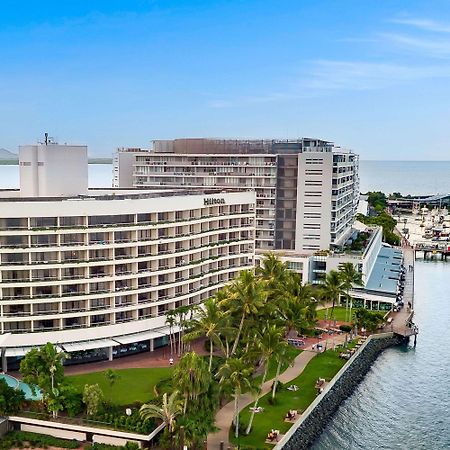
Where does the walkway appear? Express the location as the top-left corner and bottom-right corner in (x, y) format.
(10, 337), (209, 378)
(207, 334), (349, 449)
(388, 246), (418, 338)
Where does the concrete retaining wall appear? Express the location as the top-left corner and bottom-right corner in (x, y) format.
(275, 333), (405, 450)
(7, 416), (154, 448)
(21, 423), (86, 441)
(0, 418), (8, 438)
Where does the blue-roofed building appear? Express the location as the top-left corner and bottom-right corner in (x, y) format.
(350, 246), (403, 310)
(309, 224), (404, 311)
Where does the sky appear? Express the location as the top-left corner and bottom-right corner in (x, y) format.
(1, 0), (450, 160)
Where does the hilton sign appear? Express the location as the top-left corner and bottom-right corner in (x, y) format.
(204, 198), (226, 206)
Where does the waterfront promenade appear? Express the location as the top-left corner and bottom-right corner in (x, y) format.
(207, 334), (349, 449)
(388, 247), (418, 338)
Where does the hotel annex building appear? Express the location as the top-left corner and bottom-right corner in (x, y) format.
(0, 142), (255, 371)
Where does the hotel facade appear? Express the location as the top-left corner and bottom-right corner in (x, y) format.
(114, 138), (360, 255)
(0, 142), (255, 371)
(114, 138), (403, 309)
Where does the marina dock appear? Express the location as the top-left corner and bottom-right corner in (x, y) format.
(414, 242), (449, 261)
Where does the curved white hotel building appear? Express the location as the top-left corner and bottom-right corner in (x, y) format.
(0, 141), (255, 371)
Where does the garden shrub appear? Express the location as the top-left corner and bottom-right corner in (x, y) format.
(0, 431), (79, 450)
(85, 442), (140, 450)
(339, 325), (352, 333)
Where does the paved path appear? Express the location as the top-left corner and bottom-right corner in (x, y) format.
(387, 246), (417, 337)
(207, 334), (348, 449)
(9, 337), (209, 377)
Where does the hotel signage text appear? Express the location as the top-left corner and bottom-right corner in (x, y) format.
(204, 198), (226, 206)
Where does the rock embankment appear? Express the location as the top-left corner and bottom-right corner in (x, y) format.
(277, 333), (405, 450)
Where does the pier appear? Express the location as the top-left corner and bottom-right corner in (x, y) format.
(414, 242), (449, 261)
(388, 247), (418, 342)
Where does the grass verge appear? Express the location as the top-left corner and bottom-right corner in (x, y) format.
(255, 346), (302, 385)
(230, 349), (348, 449)
(67, 367), (173, 405)
(316, 306), (360, 322)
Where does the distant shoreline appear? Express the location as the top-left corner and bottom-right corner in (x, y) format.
(0, 158), (113, 165)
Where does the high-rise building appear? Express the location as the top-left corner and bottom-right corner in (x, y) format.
(0, 139), (255, 372)
(114, 138), (359, 254)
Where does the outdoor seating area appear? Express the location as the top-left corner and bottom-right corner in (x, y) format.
(339, 336), (366, 359)
(265, 429), (283, 444)
(315, 377), (327, 394)
(249, 406), (264, 413)
(339, 348), (357, 359)
(284, 409), (299, 423)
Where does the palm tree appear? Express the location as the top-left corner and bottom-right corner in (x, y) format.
(104, 369), (120, 398)
(174, 305), (191, 356)
(339, 262), (364, 322)
(41, 344), (67, 393)
(257, 253), (287, 289)
(165, 310), (177, 356)
(271, 342), (294, 400)
(227, 270), (267, 357)
(217, 357), (254, 439)
(172, 352), (211, 414)
(277, 274), (317, 335)
(279, 298), (310, 337)
(183, 298), (227, 372)
(140, 390), (183, 434)
(321, 270), (345, 320)
(246, 323), (285, 434)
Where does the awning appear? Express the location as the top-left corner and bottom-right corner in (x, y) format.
(152, 324), (181, 336)
(62, 338), (117, 353)
(5, 347), (33, 357)
(113, 330), (167, 345)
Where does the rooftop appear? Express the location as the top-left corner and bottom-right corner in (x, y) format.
(0, 187), (245, 203)
(364, 247), (403, 295)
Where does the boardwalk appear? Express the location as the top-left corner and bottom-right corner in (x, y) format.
(207, 334), (349, 450)
(389, 246), (418, 338)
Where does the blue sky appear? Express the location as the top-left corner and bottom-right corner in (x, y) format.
(1, 0), (450, 159)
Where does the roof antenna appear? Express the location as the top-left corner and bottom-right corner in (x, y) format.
(44, 132), (49, 145)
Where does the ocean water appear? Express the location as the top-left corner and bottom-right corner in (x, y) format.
(0, 164), (113, 189)
(359, 160), (450, 196)
(1, 161), (448, 195)
(312, 261), (450, 450)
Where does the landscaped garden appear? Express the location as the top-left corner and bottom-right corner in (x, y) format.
(67, 367), (173, 405)
(316, 306), (359, 322)
(229, 348), (350, 449)
(0, 255), (384, 449)
(0, 431), (140, 450)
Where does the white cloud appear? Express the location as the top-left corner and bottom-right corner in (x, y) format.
(303, 60), (450, 91)
(381, 33), (450, 58)
(390, 18), (450, 33)
(209, 16), (450, 107)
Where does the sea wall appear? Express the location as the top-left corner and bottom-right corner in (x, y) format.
(275, 333), (405, 450)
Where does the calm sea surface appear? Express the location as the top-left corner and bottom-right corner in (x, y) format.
(0, 163), (113, 189)
(1, 162), (449, 449)
(359, 160), (450, 195)
(1, 160), (448, 194)
(312, 261), (450, 450)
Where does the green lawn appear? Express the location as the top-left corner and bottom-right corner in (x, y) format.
(316, 306), (359, 322)
(230, 349), (348, 449)
(255, 347), (302, 385)
(67, 367), (173, 406)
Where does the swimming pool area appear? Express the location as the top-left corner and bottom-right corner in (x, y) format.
(0, 373), (42, 400)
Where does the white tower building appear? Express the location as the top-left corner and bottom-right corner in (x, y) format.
(19, 134), (88, 197)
